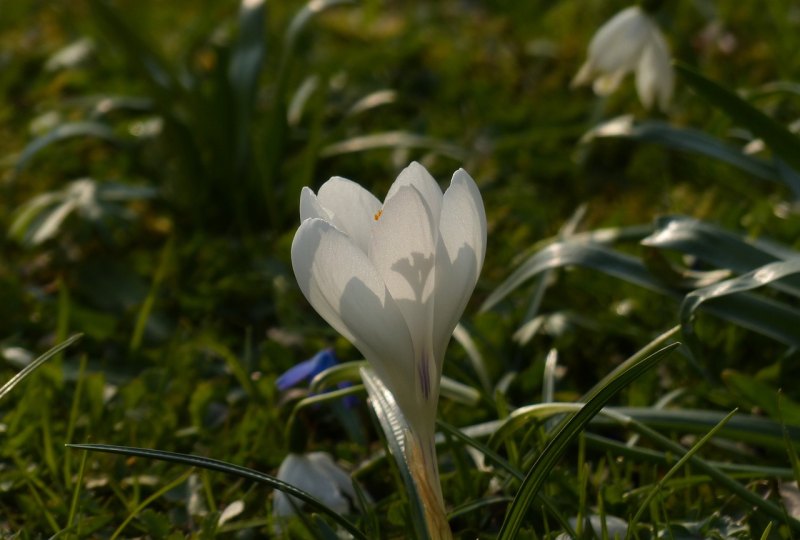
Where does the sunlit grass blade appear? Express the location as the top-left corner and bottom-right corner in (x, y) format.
(676, 62), (800, 173)
(583, 326), (681, 404)
(643, 215), (800, 295)
(0, 334), (82, 403)
(319, 131), (467, 160)
(582, 115), (800, 196)
(15, 122), (120, 176)
(481, 236), (800, 347)
(481, 241), (671, 312)
(495, 342), (679, 539)
(360, 367), (430, 540)
(452, 324), (492, 394)
(65, 443), (366, 540)
(681, 259), (800, 348)
(627, 409), (738, 533)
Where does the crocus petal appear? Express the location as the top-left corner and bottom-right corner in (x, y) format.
(299, 187), (332, 223)
(384, 161), (443, 221)
(316, 177), (382, 253)
(369, 185), (438, 356)
(291, 218), (416, 411)
(432, 169), (487, 364)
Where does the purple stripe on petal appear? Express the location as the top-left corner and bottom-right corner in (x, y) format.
(417, 353), (431, 400)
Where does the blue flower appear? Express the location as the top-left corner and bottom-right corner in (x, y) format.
(277, 349), (359, 408)
(276, 349), (338, 391)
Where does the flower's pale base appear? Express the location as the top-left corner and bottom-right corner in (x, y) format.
(406, 429), (452, 540)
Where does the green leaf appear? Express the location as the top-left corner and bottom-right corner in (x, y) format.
(15, 122), (120, 175)
(643, 215), (800, 296)
(676, 62), (800, 173)
(582, 115), (800, 197)
(360, 367), (431, 540)
(481, 241), (670, 312)
(681, 259), (800, 348)
(319, 131), (466, 160)
(65, 443), (366, 540)
(495, 342), (679, 538)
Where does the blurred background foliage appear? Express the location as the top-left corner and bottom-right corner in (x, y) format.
(1, 0), (800, 536)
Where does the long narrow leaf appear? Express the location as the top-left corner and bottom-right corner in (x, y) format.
(15, 122), (120, 175)
(681, 259), (800, 347)
(583, 115), (800, 196)
(0, 334), (83, 403)
(65, 443), (366, 540)
(490, 405), (800, 451)
(676, 62), (800, 173)
(360, 367), (430, 540)
(481, 241), (672, 312)
(643, 215), (800, 295)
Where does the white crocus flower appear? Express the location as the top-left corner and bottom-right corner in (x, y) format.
(573, 6), (674, 111)
(273, 452), (358, 519)
(291, 161), (486, 538)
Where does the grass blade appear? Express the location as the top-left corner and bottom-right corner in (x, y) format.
(481, 241), (671, 312)
(15, 122), (120, 175)
(65, 443), (366, 540)
(0, 334), (82, 403)
(681, 259), (800, 348)
(495, 342), (679, 538)
(627, 409), (738, 533)
(582, 115), (800, 196)
(676, 62), (800, 173)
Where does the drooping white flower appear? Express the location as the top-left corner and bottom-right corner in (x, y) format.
(573, 6), (674, 111)
(273, 452), (358, 519)
(291, 161), (486, 445)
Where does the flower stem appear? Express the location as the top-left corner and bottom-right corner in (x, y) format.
(406, 429), (452, 540)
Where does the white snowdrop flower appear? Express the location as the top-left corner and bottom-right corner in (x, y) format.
(573, 6), (674, 111)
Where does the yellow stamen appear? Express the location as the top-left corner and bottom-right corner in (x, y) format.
(374, 209), (383, 221)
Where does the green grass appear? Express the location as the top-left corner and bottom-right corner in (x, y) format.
(2, 0), (800, 537)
